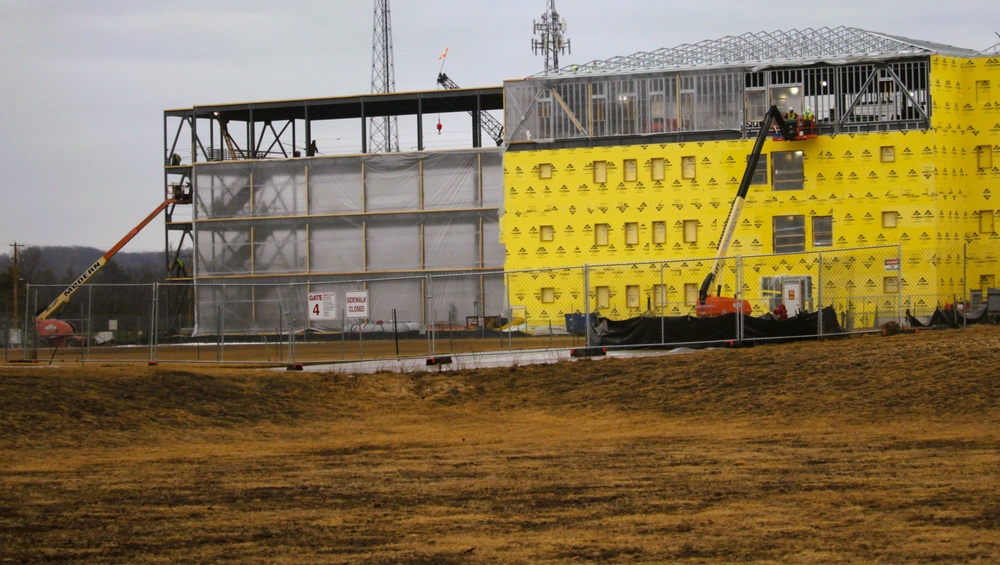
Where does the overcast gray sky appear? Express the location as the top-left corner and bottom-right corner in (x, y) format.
(1, 0), (997, 254)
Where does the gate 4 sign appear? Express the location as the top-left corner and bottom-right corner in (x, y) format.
(345, 291), (369, 319)
(308, 293), (338, 321)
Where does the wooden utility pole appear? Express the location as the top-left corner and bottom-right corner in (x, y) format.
(9, 242), (21, 326)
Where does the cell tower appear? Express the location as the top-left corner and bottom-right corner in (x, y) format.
(532, 0), (571, 73)
(370, 0), (399, 153)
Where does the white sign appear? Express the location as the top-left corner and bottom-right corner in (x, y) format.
(884, 258), (900, 271)
(308, 293), (338, 320)
(345, 291), (369, 319)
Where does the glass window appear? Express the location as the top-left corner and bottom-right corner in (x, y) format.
(882, 211), (898, 228)
(623, 159), (637, 182)
(624, 222), (639, 245)
(981, 210), (995, 234)
(812, 216), (833, 247)
(773, 215), (806, 253)
(593, 160), (608, 183)
(652, 221), (666, 244)
(596, 286), (610, 309)
(771, 151), (803, 191)
(540, 225), (554, 242)
(681, 156), (696, 179)
(538, 163), (553, 179)
(594, 223), (609, 246)
(651, 158), (665, 181)
(748, 154), (768, 185)
(683, 220), (698, 243)
(541, 287), (555, 303)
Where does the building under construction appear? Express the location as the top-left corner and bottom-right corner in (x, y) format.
(163, 26), (1000, 335)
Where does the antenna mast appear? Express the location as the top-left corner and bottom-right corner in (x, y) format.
(532, 0), (571, 73)
(370, 0), (399, 153)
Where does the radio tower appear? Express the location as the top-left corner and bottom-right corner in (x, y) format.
(370, 0), (399, 153)
(532, 1), (570, 73)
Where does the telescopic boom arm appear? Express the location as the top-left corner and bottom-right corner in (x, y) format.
(35, 199), (179, 321)
(697, 106), (794, 305)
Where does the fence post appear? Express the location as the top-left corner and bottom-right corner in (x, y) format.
(148, 282), (158, 364)
(583, 264), (590, 348)
(735, 255), (743, 343)
(653, 263), (667, 345)
(898, 244), (904, 328)
(962, 242), (968, 328)
(86, 285), (93, 362)
(818, 251), (824, 336)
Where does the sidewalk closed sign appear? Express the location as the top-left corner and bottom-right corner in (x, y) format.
(308, 293), (338, 320)
(346, 291), (369, 319)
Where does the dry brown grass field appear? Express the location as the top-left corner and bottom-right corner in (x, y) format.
(2, 327), (999, 563)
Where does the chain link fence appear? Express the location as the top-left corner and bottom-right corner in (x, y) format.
(4, 241), (998, 364)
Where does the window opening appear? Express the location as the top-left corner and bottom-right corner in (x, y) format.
(771, 151), (803, 191)
(683, 220), (698, 243)
(594, 223), (609, 246)
(812, 216), (833, 247)
(624, 222), (639, 245)
(652, 221), (666, 244)
(773, 215), (805, 253)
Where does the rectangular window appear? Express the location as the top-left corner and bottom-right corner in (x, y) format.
(541, 287), (555, 304)
(594, 223), (609, 246)
(538, 163), (553, 179)
(652, 221), (667, 244)
(624, 222), (639, 245)
(882, 211), (898, 228)
(880, 146), (895, 163)
(596, 286), (610, 309)
(884, 276), (899, 294)
(773, 215), (806, 253)
(684, 283), (699, 306)
(771, 151), (804, 190)
(539, 225), (554, 242)
(651, 157), (665, 181)
(749, 154), (768, 185)
(652, 284), (667, 308)
(626, 285), (640, 309)
(812, 216), (833, 247)
(623, 159), (638, 182)
(683, 220), (698, 243)
(593, 160), (608, 183)
(981, 210), (995, 234)
(681, 156), (696, 179)
(977, 145), (993, 171)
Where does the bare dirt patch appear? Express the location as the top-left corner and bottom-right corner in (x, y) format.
(2, 327), (999, 563)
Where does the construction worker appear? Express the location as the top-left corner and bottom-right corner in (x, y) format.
(802, 107), (815, 122)
(784, 107), (798, 122)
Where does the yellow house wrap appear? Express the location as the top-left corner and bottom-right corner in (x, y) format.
(501, 54), (999, 323)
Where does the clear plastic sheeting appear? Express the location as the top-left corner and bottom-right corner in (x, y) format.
(364, 155), (420, 211)
(189, 148), (505, 335)
(365, 218), (421, 272)
(309, 159), (363, 214)
(196, 222), (252, 276)
(195, 162), (252, 219)
(309, 220), (364, 273)
(188, 272), (507, 337)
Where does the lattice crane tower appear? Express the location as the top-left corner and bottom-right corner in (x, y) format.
(532, 0), (571, 73)
(370, 0), (399, 153)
